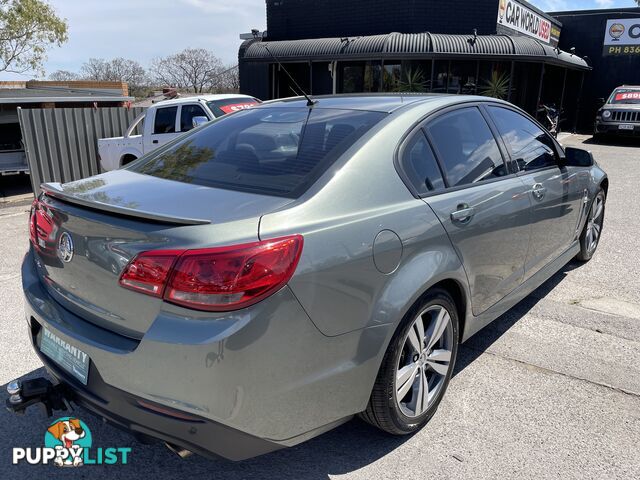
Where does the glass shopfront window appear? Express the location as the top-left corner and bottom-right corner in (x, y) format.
(449, 60), (479, 95)
(338, 61), (382, 93)
(432, 60), (451, 93)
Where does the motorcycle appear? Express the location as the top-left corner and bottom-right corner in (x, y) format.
(537, 103), (562, 138)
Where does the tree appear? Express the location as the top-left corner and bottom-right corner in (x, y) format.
(80, 57), (148, 96)
(212, 64), (239, 93)
(48, 69), (78, 81)
(0, 0), (67, 74)
(150, 48), (223, 93)
(80, 57), (147, 87)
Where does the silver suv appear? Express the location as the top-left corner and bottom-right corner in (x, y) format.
(17, 94), (607, 460)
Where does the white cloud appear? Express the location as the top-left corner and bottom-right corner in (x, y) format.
(595, 0), (614, 6)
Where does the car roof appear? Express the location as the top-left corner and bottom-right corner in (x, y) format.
(154, 94), (256, 107)
(258, 93), (508, 113)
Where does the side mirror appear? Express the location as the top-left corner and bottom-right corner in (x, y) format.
(192, 116), (210, 129)
(596, 97), (605, 107)
(564, 146), (594, 167)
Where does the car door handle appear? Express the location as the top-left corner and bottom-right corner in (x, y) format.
(532, 183), (546, 200)
(152, 140), (159, 144)
(450, 205), (475, 224)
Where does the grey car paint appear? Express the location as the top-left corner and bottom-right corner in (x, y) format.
(22, 94), (607, 459)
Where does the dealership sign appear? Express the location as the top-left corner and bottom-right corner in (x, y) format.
(603, 18), (640, 56)
(497, 0), (559, 45)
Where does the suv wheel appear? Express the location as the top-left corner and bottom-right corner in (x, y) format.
(361, 289), (459, 434)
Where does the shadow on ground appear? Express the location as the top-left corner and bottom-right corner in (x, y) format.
(0, 262), (580, 479)
(582, 135), (640, 147)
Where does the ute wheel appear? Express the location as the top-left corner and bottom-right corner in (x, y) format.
(360, 289), (459, 435)
(576, 188), (605, 262)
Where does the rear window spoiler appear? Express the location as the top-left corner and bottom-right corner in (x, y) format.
(40, 183), (211, 226)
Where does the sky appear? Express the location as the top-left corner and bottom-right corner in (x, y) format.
(0, 0), (637, 81)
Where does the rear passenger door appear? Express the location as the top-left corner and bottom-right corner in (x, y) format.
(404, 105), (532, 316)
(486, 105), (584, 281)
(144, 105), (179, 153)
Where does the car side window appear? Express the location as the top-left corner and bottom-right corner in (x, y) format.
(153, 106), (178, 134)
(487, 106), (558, 172)
(400, 131), (445, 195)
(180, 104), (208, 132)
(425, 107), (507, 188)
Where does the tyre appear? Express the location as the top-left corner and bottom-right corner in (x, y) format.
(576, 188), (605, 262)
(361, 289), (459, 435)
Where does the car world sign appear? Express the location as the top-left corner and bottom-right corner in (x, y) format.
(603, 18), (640, 56)
(497, 0), (558, 45)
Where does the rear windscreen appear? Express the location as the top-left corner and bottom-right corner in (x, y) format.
(130, 107), (387, 198)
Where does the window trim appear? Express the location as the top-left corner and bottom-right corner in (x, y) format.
(396, 129), (447, 197)
(422, 105), (512, 191)
(393, 101), (518, 199)
(152, 105), (179, 136)
(482, 103), (563, 176)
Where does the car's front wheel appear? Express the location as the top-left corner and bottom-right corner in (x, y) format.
(576, 188), (606, 262)
(360, 289), (459, 434)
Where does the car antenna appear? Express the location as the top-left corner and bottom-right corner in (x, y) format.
(263, 44), (318, 107)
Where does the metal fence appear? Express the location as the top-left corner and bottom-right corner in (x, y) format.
(18, 106), (145, 193)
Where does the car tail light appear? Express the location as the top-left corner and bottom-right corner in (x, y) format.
(119, 235), (303, 311)
(29, 198), (38, 245)
(119, 251), (180, 297)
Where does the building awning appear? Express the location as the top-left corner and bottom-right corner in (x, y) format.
(241, 32), (590, 70)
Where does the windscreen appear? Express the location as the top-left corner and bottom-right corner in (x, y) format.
(608, 88), (640, 105)
(130, 107), (387, 198)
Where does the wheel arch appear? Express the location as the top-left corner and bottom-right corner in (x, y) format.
(427, 278), (468, 342)
(120, 153), (139, 167)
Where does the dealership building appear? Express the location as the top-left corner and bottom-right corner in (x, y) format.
(238, 1), (640, 132)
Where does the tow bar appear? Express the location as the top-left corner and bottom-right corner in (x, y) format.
(5, 378), (73, 417)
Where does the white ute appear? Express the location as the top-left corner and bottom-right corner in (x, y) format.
(98, 94), (260, 171)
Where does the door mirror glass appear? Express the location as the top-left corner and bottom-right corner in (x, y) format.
(192, 116), (210, 129)
(564, 146), (594, 167)
(596, 97), (606, 107)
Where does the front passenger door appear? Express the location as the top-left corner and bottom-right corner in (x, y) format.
(486, 106), (584, 281)
(418, 106), (532, 316)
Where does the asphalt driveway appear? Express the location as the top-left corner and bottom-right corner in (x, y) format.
(0, 134), (638, 479)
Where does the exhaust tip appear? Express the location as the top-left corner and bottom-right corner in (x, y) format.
(164, 442), (193, 459)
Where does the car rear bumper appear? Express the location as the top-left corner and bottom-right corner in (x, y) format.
(31, 334), (282, 461)
(22, 248), (382, 460)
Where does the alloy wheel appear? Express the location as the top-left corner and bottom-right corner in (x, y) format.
(395, 305), (454, 418)
(586, 192), (605, 255)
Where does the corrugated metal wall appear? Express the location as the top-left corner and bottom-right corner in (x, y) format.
(17, 106), (145, 192)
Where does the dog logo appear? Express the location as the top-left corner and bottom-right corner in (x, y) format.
(44, 417), (92, 467)
(58, 232), (74, 263)
(14, 415), (131, 466)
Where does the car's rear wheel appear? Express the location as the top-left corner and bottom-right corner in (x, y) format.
(576, 188), (605, 262)
(360, 289), (459, 435)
